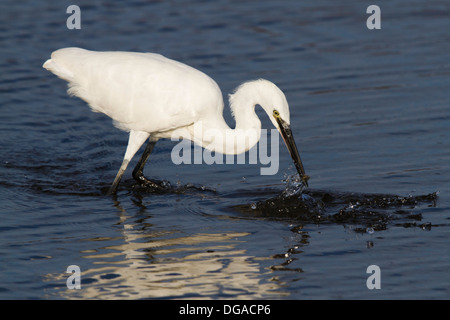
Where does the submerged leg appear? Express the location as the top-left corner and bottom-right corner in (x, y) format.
(132, 139), (164, 189)
(108, 130), (150, 195)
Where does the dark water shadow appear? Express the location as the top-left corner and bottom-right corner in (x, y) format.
(123, 178), (217, 195)
(15, 163), (438, 236)
(231, 187), (438, 233)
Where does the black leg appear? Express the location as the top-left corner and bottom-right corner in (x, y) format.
(108, 159), (129, 195)
(132, 140), (164, 189)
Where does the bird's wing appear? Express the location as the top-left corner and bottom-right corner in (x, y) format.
(44, 48), (224, 134)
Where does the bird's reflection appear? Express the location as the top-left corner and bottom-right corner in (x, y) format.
(50, 193), (291, 299)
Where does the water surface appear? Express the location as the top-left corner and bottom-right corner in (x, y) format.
(0, 0), (449, 299)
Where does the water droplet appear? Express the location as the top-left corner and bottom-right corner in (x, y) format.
(366, 227), (375, 234)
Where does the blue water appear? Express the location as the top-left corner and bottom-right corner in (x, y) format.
(0, 0), (449, 299)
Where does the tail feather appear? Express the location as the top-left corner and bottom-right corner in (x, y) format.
(42, 58), (74, 82)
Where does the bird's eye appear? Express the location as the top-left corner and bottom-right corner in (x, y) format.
(273, 110), (280, 118)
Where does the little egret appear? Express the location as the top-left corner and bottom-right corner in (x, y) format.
(43, 48), (309, 194)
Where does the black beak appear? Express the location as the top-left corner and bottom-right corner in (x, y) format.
(275, 116), (309, 187)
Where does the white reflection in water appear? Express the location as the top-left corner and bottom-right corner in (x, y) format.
(47, 206), (287, 299)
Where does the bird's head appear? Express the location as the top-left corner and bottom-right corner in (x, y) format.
(257, 80), (310, 187)
(230, 79), (309, 186)
(271, 107), (309, 187)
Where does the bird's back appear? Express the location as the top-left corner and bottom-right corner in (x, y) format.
(43, 48), (224, 134)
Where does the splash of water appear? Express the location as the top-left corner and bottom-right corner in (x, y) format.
(232, 175), (438, 233)
(281, 172), (307, 197)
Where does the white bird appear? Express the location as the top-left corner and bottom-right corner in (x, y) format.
(43, 48), (309, 194)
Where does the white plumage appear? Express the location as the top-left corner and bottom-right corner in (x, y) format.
(43, 47), (308, 193)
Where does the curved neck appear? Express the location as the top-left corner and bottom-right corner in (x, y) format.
(193, 100), (262, 155)
(184, 79), (284, 155)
